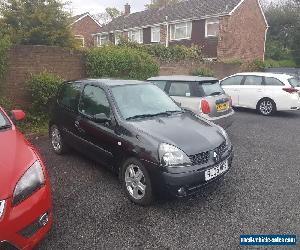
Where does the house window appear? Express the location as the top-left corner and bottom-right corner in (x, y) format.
(205, 18), (219, 37)
(96, 34), (109, 46)
(128, 29), (143, 44)
(151, 26), (160, 43)
(115, 31), (122, 45)
(75, 35), (84, 47)
(170, 21), (192, 40)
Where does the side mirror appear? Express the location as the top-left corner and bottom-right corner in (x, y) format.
(11, 110), (25, 122)
(93, 113), (111, 123)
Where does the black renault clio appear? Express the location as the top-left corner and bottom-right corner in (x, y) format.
(49, 79), (233, 205)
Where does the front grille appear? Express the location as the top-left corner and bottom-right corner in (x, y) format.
(189, 142), (228, 166)
(189, 151), (210, 165)
(0, 241), (19, 250)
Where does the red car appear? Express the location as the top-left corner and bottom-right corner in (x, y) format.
(0, 107), (52, 249)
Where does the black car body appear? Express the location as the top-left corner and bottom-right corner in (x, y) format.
(49, 79), (234, 205)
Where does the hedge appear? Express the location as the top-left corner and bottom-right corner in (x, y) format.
(86, 46), (159, 80)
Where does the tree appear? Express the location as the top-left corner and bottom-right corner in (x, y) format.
(145, 0), (181, 9)
(105, 7), (121, 19)
(0, 0), (76, 47)
(94, 7), (122, 25)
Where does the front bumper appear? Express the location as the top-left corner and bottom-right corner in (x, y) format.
(147, 148), (234, 197)
(0, 183), (52, 250)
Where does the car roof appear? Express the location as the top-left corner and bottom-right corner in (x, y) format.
(147, 75), (218, 82)
(75, 79), (149, 87)
(226, 72), (296, 81)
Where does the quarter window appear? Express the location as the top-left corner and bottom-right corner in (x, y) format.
(58, 83), (82, 111)
(205, 18), (219, 37)
(151, 26), (160, 43)
(170, 22), (192, 40)
(265, 77), (284, 86)
(221, 76), (244, 86)
(150, 81), (167, 91)
(244, 76), (263, 86)
(169, 82), (191, 97)
(79, 85), (110, 118)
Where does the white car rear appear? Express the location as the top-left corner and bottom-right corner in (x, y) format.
(220, 72), (300, 116)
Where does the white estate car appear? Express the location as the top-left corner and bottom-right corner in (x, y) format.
(220, 72), (300, 116)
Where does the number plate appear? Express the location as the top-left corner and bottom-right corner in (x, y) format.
(216, 102), (229, 112)
(205, 160), (228, 181)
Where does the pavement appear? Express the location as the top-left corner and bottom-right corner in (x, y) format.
(34, 108), (300, 250)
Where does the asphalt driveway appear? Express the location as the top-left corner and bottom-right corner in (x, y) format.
(34, 109), (300, 249)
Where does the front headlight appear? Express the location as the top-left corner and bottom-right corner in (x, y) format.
(159, 143), (191, 167)
(0, 200), (5, 218)
(13, 161), (45, 206)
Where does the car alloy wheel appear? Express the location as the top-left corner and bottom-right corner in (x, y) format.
(125, 164), (146, 200)
(259, 100), (274, 116)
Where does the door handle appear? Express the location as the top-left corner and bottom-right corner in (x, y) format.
(75, 120), (85, 133)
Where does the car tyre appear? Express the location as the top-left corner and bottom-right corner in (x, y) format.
(257, 98), (276, 116)
(121, 158), (153, 206)
(50, 124), (68, 154)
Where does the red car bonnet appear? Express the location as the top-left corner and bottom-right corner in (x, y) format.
(0, 109), (37, 200)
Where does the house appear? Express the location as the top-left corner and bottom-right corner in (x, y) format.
(71, 12), (102, 48)
(94, 0), (268, 61)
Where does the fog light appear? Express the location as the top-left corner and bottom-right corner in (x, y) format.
(39, 213), (49, 227)
(178, 187), (187, 196)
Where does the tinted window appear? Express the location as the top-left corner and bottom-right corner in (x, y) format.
(221, 76), (243, 86)
(150, 81), (167, 91)
(111, 84), (181, 120)
(169, 82), (191, 96)
(288, 78), (300, 87)
(244, 76), (263, 86)
(265, 77), (284, 86)
(200, 81), (225, 96)
(58, 83), (82, 111)
(79, 85), (110, 118)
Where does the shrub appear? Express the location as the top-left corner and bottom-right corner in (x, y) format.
(241, 59), (266, 72)
(0, 96), (14, 110)
(26, 72), (63, 116)
(0, 36), (11, 83)
(191, 67), (214, 77)
(86, 45), (159, 80)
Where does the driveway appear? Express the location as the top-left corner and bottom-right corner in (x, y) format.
(35, 109), (300, 249)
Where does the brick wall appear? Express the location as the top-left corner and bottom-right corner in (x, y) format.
(3, 45), (86, 106)
(71, 16), (102, 48)
(217, 0), (267, 62)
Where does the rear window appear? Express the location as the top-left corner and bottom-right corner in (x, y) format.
(169, 82), (192, 97)
(288, 78), (300, 87)
(199, 81), (225, 97)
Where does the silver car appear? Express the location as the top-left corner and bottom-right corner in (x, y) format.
(147, 75), (234, 128)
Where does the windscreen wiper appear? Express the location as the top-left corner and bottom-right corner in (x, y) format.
(0, 124), (12, 130)
(209, 92), (222, 96)
(126, 110), (183, 120)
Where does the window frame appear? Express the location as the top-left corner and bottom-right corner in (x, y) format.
(243, 75), (264, 86)
(96, 34), (109, 47)
(75, 35), (85, 47)
(114, 31), (122, 45)
(205, 18), (219, 38)
(78, 84), (112, 120)
(166, 81), (196, 97)
(221, 76), (245, 86)
(151, 26), (161, 43)
(264, 77), (284, 86)
(57, 82), (82, 112)
(128, 29), (143, 44)
(169, 21), (192, 41)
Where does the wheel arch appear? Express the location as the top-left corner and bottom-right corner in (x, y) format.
(256, 97), (277, 110)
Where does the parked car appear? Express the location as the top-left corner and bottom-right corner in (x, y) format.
(49, 79), (234, 206)
(0, 107), (52, 249)
(147, 75), (234, 128)
(220, 72), (300, 116)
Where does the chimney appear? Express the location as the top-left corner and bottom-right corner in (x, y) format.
(124, 3), (131, 16)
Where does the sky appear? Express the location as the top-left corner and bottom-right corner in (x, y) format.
(68, 0), (149, 15)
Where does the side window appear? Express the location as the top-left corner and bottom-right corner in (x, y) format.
(169, 82), (191, 97)
(79, 85), (110, 118)
(265, 77), (284, 86)
(221, 76), (244, 86)
(244, 76), (263, 86)
(58, 82), (82, 111)
(150, 81), (167, 91)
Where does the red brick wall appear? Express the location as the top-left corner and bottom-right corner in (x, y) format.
(217, 0), (267, 62)
(71, 16), (102, 48)
(3, 45), (86, 107)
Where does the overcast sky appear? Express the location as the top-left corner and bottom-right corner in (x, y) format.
(68, 0), (149, 15)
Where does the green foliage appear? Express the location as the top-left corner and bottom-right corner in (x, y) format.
(264, 59), (297, 68)
(86, 45), (159, 80)
(0, 96), (14, 110)
(0, 36), (11, 84)
(118, 40), (202, 63)
(241, 60), (266, 72)
(191, 67), (214, 77)
(222, 59), (243, 66)
(26, 72), (63, 117)
(0, 0), (76, 47)
(105, 7), (122, 19)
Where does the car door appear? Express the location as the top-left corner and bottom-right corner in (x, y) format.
(76, 84), (118, 167)
(55, 81), (83, 150)
(220, 75), (244, 106)
(238, 75), (264, 108)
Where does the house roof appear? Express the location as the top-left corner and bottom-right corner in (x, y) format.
(71, 12), (102, 27)
(100, 0), (241, 33)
